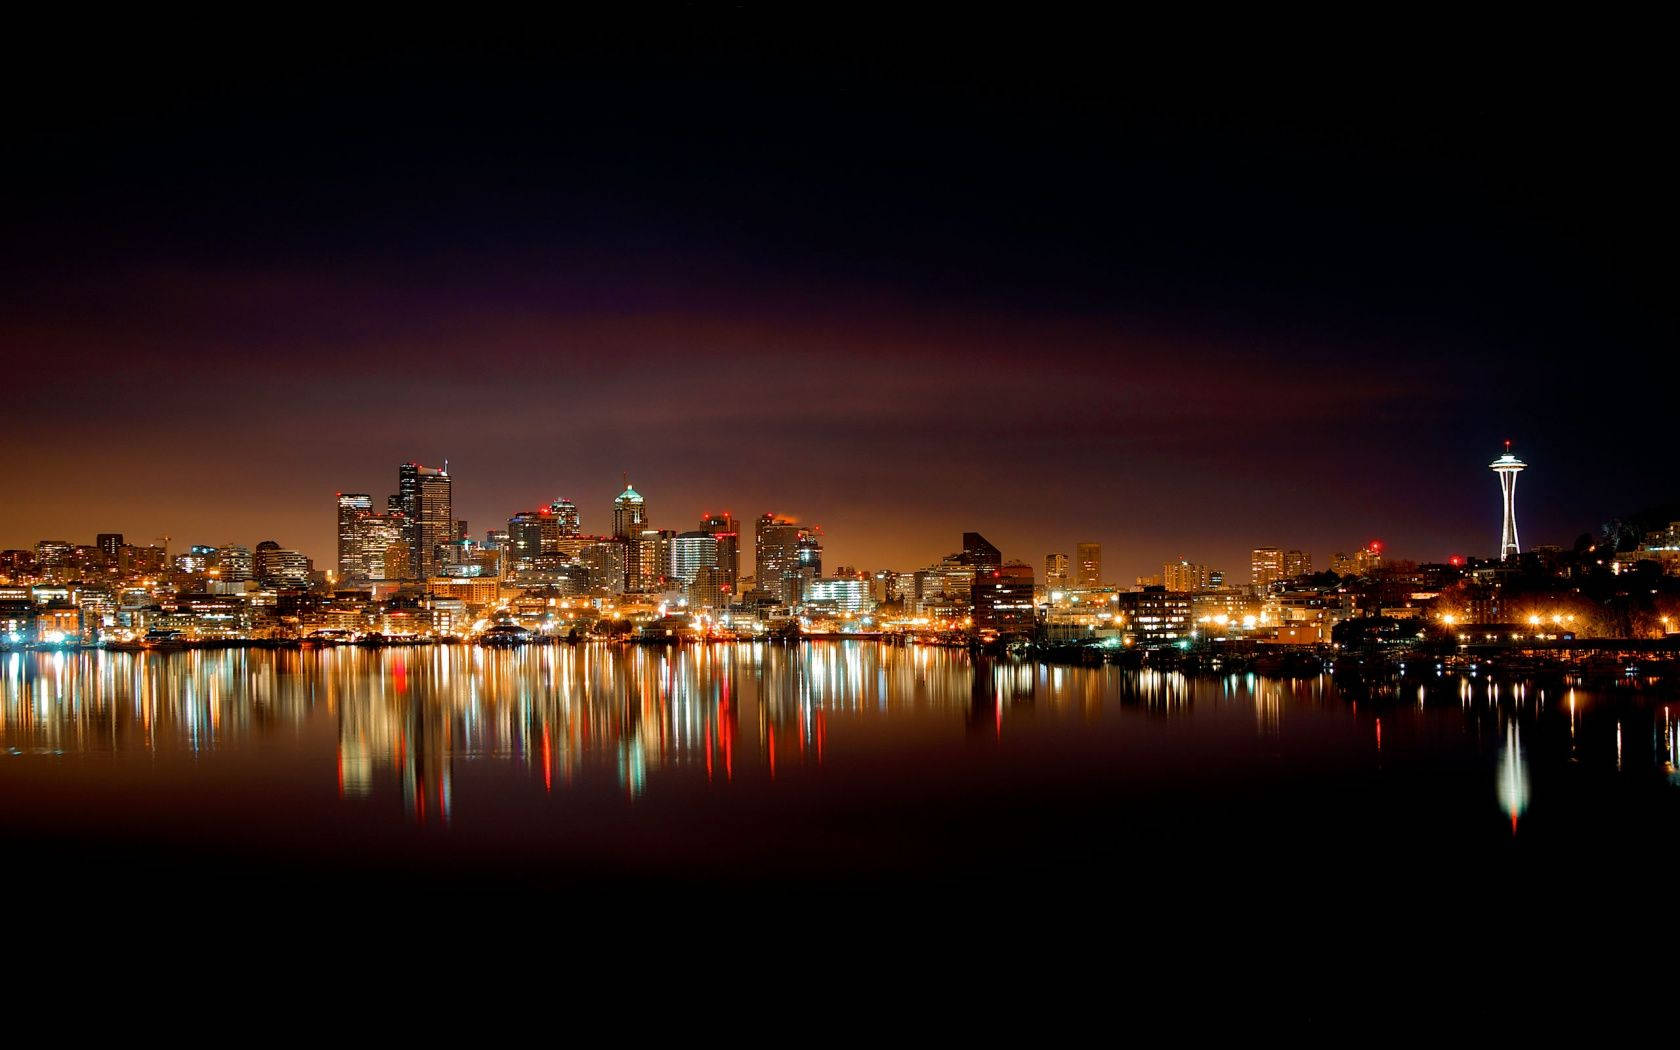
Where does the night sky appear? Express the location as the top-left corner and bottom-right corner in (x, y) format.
(3, 23), (1672, 578)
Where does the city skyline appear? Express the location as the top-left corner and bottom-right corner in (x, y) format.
(3, 442), (1560, 583)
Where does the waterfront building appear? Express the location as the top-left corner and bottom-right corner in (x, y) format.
(1116, 587), (1192, 645)
(971, 563), (1036, 636)
(802, 576), (874, 615)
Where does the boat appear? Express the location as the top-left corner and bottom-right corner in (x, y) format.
(477, 624), (534, 647)
(141, 629), (187, 651)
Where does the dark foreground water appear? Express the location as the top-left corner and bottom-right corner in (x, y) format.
(4, 642), (1677, 1017)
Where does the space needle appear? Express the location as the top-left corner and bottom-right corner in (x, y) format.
(1490, 441), (1526, 561)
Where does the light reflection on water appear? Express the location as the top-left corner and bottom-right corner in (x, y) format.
(1, 643), (1674, 842)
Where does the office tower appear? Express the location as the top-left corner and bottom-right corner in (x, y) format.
(971, 563), (1036, 635)
(1163, 559), (1211, 592)
(802, 577), (873, 614)
(506, 511), (550, 561)
(1045, 553), (1069, 594)
(670, 530), (718, 587)
(550, 498), (581, 536)
(1490, 443), (1525, 560)
(216, 544), (254, 583)
(396, 462), (452, 579)
(358, 512), (406, 581)
(701, 512), (740, 598)
(795, 531), (823, 601)
(336, 493), (373, 581)
(1076, 543), (1102, 588)
(582, 541), (627, 595)
(632, 528), (674, 592)
(755, 514), (813, 605)
(454, 519), (469, 543)
(688, 564), (727, 610)
(96, 533), (124, 561)
(1284, 550), (1313, 579)
(962, 532), (1002, 573)
(484, 529), (509, 550)
(1251, 547), (1284, 591)
(255, 541), (310, 588)
(1116, 587), (1193, 645)
(613, 482), (646, 539)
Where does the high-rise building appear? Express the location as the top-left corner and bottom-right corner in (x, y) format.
(336, 493), (373, 581)
(1490, 443), (1525, 561)
(397, 463), (452, 580)
(1045, 553), (1069, 594)
(550, 498), (581, 536)
(1283, 550), (1313, 579)
(255, 541), (310, 588)
(972, 563), (1036, 636)
(701, 512), (740, 600)
(582, 541), (627, 595)
(670, 531), (718, 587)
(216, 544), (254, 582)
(613, 482), (647, 539)
(96, 533), (124, 561)
(1076, 543), (1102, 589)
(688, 564), (728, 610)
(961, 532), (1003, 573)
(357, 513), (406, 581)
(1251, 547), (1284, 592)
(755, 514), (820, 606)
(1163, 559), (1213, 592)
(632, 528), (673, 593)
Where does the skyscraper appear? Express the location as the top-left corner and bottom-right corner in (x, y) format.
(550, 498), (581, 536)
(336, 493), (373, 581)
(216, 544), (254, 582)
(357, 513), (406, 581)
(756, 513), (816, 605)
(1163, 559), (1212, 592)
(972, 563), (1037, 636)
(1490, 443), (1525, 561)
(670, 531), (719, 586)
(701, 511), (740, 600)
(613, 482), (646, 539)
(1251, 547), (1284, 591)
(1283, 550), (1313, 579)
(962, 532), (1002, 573)
(1045, 552), (1069, 594)
(397, 463), (452, 579)
(96, 533), (124, 561)
(1076, 543), (1102, 588)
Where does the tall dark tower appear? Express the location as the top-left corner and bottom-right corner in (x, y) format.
(701, 511), (740, 599)
(961, 532), (1002, 573)
(397, 462), (452, 579)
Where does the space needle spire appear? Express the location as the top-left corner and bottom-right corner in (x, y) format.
(1490, 441), (1526, 561)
